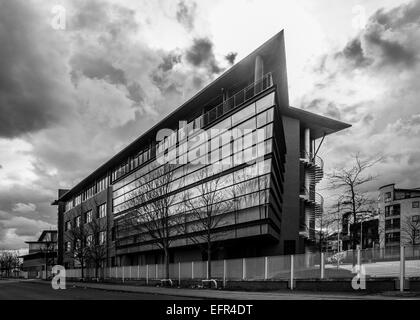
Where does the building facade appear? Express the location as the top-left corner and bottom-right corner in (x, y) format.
(341, 213), (379, 250)
(53, 31), (350, 268)
(20, 230), (57, 278)
(378, 184), (420, 248)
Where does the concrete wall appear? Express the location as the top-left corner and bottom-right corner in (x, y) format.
(279, 116), (301, 254)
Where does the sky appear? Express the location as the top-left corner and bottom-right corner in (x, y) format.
(1, 0), (420, 250)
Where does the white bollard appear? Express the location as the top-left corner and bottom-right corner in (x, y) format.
(290, 255), (294, 290)
(242, 258), (246, 280)
(191, 261), (194, 279)
(146, 264), (149, 285)
(223, 259), (227, 287)
(178, 262), (181, 286)
(321, 252), (325, 279)
(400, 246), (405, 292)
(264, 257), (268, 280)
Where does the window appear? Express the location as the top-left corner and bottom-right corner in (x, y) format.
(65, 221), (71, 231)
(98, 203), (107, 219)
(384, 192), (392, 202)
(65, 242), (71, 252)
(111, 227), (116, 241)
(385, 232), (400, 244)
(412, 215), (420, 222)
(85, 210), (93, 223)
(75, 216), (81, 228)
(99, 231), (106, 245)
(413, 201), (420, 208)
(86, 235), (94, 246)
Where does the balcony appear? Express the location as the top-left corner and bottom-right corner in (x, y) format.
(179, 73), (273, 134)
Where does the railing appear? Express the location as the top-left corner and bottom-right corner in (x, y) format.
(63, 245), (420, 286)
(300, 151), (324, 181)
(182, 73), (273, 133)
(300, 186), (324, 216)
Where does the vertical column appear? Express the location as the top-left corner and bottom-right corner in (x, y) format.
(191, 261), (194, 280)
(242, 258), (246, 280)
(400, 246), (405, 292)
(304, 128), (311, 160)
(254, 55), (264, 83)
(146, 264), (149, 285)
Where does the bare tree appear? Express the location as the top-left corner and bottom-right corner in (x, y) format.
(85, 216), (108, 280)
(316, 208), (342, 253)
(182, 167), (234, 279)
(0, 251), (21, 278)
(122, 163), (183, 281)
(401, 216), (420, 254)
(65, 210), (90, 280)
(328, 154), (381, 253)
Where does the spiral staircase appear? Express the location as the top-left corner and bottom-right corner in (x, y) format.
(299, 151), (324, 240)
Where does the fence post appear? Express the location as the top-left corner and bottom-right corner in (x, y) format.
(290, 255), (294, 290)
(223, 259), (226, 287)
(115, 266), (117, 279)
(137, 265), (140, 279)
(357, 245), (361, 269)
(178, 262), (181, 287)
(146, 264), (149, 285)
(320, 253), (325, 279)
(264, 257), (268, 280)
(129, 266), (132, 279)
(155, 264), (158, 279)
(122, 266), (125, 283)
(206, 260), (209, 279)
(400, 246), (405, 292)
(191, 261), (194, 279)
(242, 258), (246, 280)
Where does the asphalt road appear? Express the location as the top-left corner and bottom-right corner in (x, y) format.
(0, 279), (199, 300)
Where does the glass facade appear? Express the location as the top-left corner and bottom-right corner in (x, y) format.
(112, 92), (276, 222)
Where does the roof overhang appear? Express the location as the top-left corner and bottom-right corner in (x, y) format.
(284, 106), (351, 140)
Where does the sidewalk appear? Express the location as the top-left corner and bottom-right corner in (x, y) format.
(43, 280), (418, 300)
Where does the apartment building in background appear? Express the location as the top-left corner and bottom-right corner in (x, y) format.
(378, 184), (420, 248)
(53, 31), (350, 268)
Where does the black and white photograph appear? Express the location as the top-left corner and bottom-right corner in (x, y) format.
(1, 0), (420, 308)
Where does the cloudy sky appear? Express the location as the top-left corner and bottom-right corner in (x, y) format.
(1, 0), (419, 249)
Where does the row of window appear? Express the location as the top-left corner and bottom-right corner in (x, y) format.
(113, 157), (272, 214)
(64, 231), (106, 252)
(64, 203), (107, 231)
(111, 108), (274, 205)
(65, 176), (109, 212)
(112, 99), (275, 195)
(113, 135), (273, 208)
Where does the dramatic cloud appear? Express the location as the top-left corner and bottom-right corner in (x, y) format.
(0, 0), (73, 138)
(176, 0), (197, 31)
(225, 52), (238, 65)
(0, 0), (235, 249)
(301, 0), (420, 207)
(185, 37), (223, 74)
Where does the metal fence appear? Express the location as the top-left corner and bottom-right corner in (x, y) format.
(64, 245), (420, 287)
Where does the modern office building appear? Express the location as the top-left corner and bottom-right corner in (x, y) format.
(53, 31), (350, 268)
(378, 184), (420, 248)
(20, 230), (57, 278)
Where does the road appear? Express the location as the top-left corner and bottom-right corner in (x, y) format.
(0, 279), (199, 300)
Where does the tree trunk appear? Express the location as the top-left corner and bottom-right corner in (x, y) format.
(164, 247), (170, 280)
(207, 243), (212, 280)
